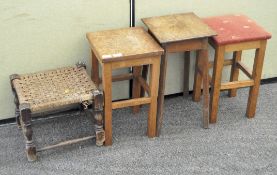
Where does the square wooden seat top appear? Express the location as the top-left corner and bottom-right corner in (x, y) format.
(142, 12), (217, 44)
(86, 27), (163, 63)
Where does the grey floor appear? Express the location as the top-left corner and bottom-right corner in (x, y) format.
(0, 83), (277, 175)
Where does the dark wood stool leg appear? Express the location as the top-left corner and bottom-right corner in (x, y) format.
(93, 90), (105, 146)
(14, 97), (21, 129)
(10, 74), (21, 129)
(20, 103), (37, 162)
(246, 40), (267, 118)
(200, 49), (210, 129)
(183, 51), (190, 96)
(132, 66), (143, 113)
(91, 50), (100, 87)
(192, 50), (203, 102)
(228, 51), (242, 97)
(141, 65), (149, 97)
(210, 46), (225, 123)
(156, 50), (168, 137)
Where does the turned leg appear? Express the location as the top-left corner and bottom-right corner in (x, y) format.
(246, 40), (267, 118)
(210, 46), (225, 123)
(132, 66), (142, 113)
(192, 50), (203, 102)
(183, 51), (190, 96)
(228, 51), (242, 97)
(14, 97), (21, 129)
(20, 103), (37, 162)
(156, 50), (168, 137)
(93, 90), (105, 146)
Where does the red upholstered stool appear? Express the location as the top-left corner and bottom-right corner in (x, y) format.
(198, 14), (271, 123)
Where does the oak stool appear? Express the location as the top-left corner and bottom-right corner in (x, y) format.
(142, 12), (216, 134)
(86, 27), (163, 145)
(10, 64), (105, 161)
(202, 14), (272, 123)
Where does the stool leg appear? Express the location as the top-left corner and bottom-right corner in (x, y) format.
(132, 66), (142, 113)
(91, 50), (100, 87)
(141, 65), (149, 97)
(246, 40), (267, 118)
(20, 103), (37, 162)
(192, 50), (202, 102)
(148, 57), (160, 137)
(183, 51), (190, 96)
(210, 46), (225, 123)
(228, 51), (242, 97)
(102, 64), (113, 146)
(93, 90), (105, 146)
(14, 97), (21, 129)
(156, 51), (168, 137)
(200, 49), (210, 129)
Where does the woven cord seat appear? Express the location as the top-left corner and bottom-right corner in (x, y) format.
(10, 63), (105, 161)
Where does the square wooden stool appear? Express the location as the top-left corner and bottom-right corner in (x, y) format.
(202, 14), (272, 123)
(10, 63), (105, 161)
(142, 12), (216, 134)
(86, 27), (163, 145)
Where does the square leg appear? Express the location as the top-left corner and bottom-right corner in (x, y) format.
(156, 51), (168, 137)
(102, 64), (113, 146)
(91, 50), (100, 87)
(148, 58), (160, 137)
(192, 50), (203, 102)
(183, 51), (190, 96)
(210, 46), (225, 123)
(132, 66), (143, 113)
(200, 49), (210, 129)
(246, 40), (267, 118)
(228, 51), (242, 97)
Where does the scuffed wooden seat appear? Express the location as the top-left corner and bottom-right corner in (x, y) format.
(10, 63), (105, 162)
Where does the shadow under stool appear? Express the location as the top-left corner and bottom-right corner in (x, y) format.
(141, 12), (217, 134)
(199, 14), (272, 123)
(86, 27), (163, 145)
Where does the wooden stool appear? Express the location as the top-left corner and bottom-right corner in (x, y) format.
(86, 27), (163, 145)
(10, 64), (105, 161)
(142, 12), (216, 134)
(202, 14), (272, 123)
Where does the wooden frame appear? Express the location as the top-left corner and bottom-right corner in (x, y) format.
(91, 50), (161, 145)
(207, 39), (268, 123)
(10, 68), (105, 162)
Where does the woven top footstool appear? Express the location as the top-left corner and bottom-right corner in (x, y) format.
(10, 63), (105, 161)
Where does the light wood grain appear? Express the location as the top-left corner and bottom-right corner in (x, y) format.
(102, 63), (113, 146)
(221, 80), (254, 90)
(228, 51), (242, 97)
(210, 45), (225, 123)
(246, 40), (267, 118)
(112, 97), (151, 109)
(142, 12), (216, 44)
(87, 27), (163, 63)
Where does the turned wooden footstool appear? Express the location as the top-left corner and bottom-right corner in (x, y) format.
(86, 27), (163, 145)
(142, 12), (216, 133)
(201, 14), (272, 123)
(10, 63), (105, 161)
